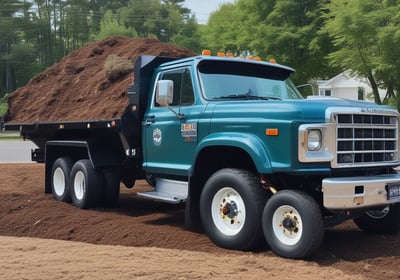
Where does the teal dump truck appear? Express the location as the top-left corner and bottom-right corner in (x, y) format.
(7, 53), (400, 259)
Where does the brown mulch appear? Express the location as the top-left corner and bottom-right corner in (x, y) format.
(0, 164), (399, 279)
(6, 37), (196, 123)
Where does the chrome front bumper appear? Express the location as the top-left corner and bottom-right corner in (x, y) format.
(322, 173), (400, 210)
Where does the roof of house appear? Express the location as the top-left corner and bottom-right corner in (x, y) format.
(318, 70), (371, 89)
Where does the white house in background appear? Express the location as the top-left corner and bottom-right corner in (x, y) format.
(316, 70), (386, 102)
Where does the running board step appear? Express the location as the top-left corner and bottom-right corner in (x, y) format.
(137, 178), (188, 204)
(137, 191), (186, 204)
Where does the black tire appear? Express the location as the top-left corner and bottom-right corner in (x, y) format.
(102, 168), (120, 207)
(200, 168), (268, 251)
(70, 159), (103, 209)
(51, 157), (73, 202)
(354, 203), (400, 234)
(262, 190), (324, 259)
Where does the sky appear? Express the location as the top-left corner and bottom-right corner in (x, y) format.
(184, 0), (235, 24)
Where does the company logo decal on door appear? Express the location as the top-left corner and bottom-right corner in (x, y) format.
(181, 123), (197, 142)
(153, 128), (162, 146)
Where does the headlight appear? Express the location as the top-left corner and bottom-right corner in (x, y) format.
(307, 129), (322, 151)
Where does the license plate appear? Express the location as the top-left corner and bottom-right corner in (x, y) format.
(386, 183), (400, 201)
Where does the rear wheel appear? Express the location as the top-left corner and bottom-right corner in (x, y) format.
(200, 168), (268, 251)
(354, 203), (400, 234)
(262, 190), (324, 259)
(70, 159), (103, 209)
(51, 157), (73, 202)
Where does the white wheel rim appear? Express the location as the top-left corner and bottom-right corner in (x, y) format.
(53, 167), (65, 196)
(74, 171), (85, 200)
(272, 205), (303, 246)
(211, 187), (246, 236)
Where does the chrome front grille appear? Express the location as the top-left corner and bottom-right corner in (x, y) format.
(335, 113), (398, 167)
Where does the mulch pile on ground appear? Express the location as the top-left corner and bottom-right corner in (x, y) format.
(6, 37), (196, 123)
(0, 163), (399, 280)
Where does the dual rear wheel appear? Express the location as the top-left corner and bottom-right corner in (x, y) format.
(51, 158), (120, 208)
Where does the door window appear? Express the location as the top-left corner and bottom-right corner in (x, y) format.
(157, 68), (194, 106)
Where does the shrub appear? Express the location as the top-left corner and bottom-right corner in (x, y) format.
(104, 54), (133, 82)
(0, 102), (7, 117)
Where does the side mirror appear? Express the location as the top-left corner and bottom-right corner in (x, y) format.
(156, 80), (173, 107)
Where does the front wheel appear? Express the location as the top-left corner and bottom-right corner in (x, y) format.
(354, 203), (400, 234)
(70, 159), (103, 209)
(262, 190), (324, 259)
(200, 168), (268, 251)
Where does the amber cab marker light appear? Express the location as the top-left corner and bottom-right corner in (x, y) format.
(269, 58), (277, 63)
(266, 128), (279, 136)
(202, 49), (211, 56)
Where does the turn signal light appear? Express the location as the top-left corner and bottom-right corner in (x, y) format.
(266, 128), (279, 136)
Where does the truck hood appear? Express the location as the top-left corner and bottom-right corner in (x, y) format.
(211, 97), (395, 123)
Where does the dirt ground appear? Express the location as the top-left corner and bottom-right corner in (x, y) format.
(0, 164), (399, 279)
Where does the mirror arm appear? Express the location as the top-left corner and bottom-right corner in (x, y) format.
(167, 106), (185, 119)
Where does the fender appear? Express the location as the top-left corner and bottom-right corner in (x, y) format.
(44, 139), (125, 193)
(192, 132), (272, 175)
(46, 140), (124, 168)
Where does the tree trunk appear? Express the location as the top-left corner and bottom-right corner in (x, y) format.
(367, 73), (381, 105)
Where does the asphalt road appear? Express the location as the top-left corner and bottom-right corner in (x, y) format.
(0, 140), (37, 163)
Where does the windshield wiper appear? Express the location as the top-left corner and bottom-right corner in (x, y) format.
(214, 94), (281, 100)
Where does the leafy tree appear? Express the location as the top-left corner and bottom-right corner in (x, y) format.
(119, 0), (163, 39)
(201, 0), (337, 84)
(200, 3), (243, 54)
(117, 0), (193, 43)
(87, 0), (131, 35)
(95, 10), (137, 40)
(0, 0), (32, 94)
(171, 15), (201, 52)
(64, 1), (91, 50)
(323, 0), (400, 109)
(253, 0), (335, 83)
(7, 43), (42, 87)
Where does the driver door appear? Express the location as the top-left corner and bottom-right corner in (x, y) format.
(143, 67), (201, 176)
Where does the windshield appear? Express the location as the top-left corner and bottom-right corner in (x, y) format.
(198, 61), (303, 100)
